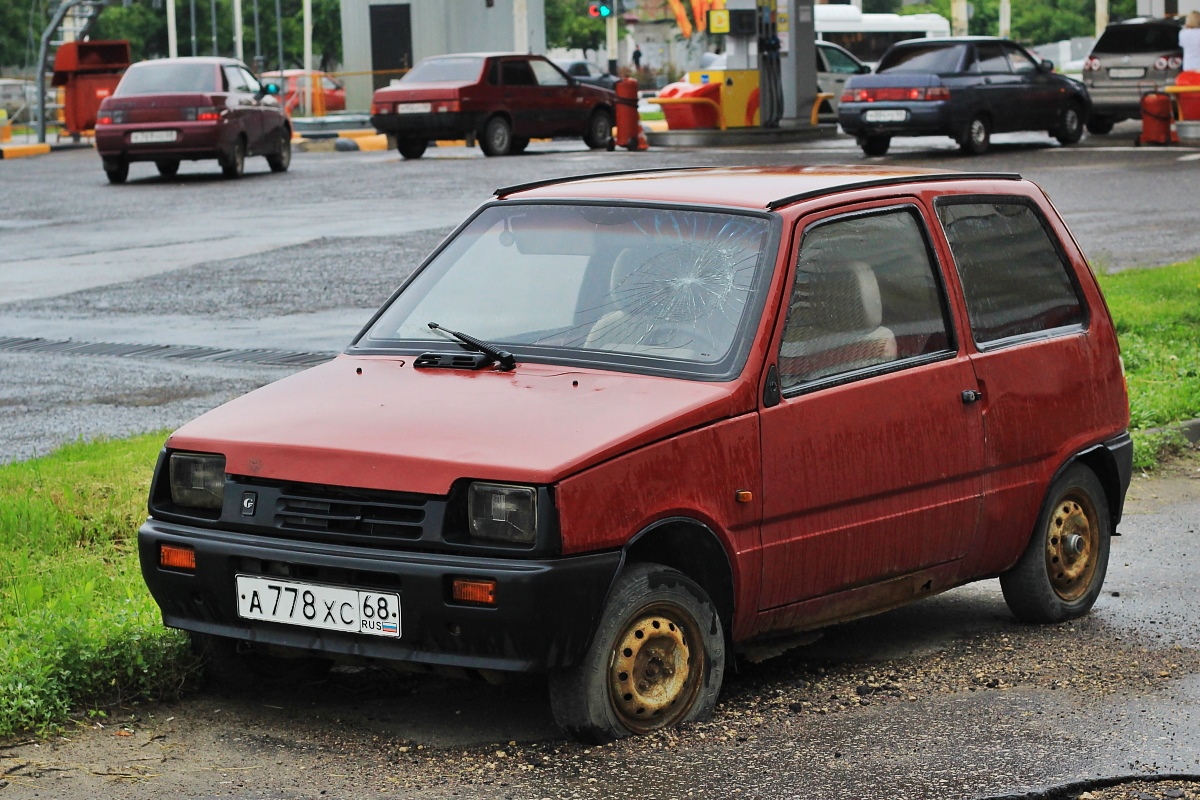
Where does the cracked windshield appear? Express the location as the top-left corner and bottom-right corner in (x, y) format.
(362, 204), (772, 368)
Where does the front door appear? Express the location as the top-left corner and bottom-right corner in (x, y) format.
(975, 42), (1025, 131)
(759, 202), (984, 609)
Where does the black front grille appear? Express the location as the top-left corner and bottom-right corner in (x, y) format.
(268, 484), (428, 548)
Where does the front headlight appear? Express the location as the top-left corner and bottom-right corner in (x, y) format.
(169, 453), (226, 510)
(468, 482), (537, 544)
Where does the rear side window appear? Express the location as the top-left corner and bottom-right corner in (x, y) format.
(937, 201), (1084, 344)
(502, 60), (537, 86)
(877, 44), (966, 74)
(779, 207), (953, 390)
(1093, 23), (1182, 53)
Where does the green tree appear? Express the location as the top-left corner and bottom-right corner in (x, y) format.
(546, 0), (623, 55)
(900, 0), (1143, 42)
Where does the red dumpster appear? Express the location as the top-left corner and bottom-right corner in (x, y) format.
(655, 81), (721, 129)
(1176, 70), (1200, 120)
(51, 40), (131, 136)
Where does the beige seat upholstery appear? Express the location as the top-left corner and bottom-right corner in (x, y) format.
(779, 260), (897, 385)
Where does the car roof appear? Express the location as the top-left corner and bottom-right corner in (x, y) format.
(1107, 15), (1183, 25)
(496, 166), (1022, 211)
(131, 56), (241, 66)
(892, 36), (1014, 45)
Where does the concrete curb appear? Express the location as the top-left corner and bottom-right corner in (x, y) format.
(0, 143), (50, 159)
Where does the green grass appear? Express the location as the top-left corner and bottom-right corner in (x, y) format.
(1096, 259), (1200, 468)
(0, 434), (194, 737)
(0, 260), (1196, 737)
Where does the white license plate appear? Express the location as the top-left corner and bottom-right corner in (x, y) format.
(1108, 67), (1146, 79)
(864, 109), (908, 123)
(397, 102), (432, 114)
(236, 575), (401, 638)
(130, 130), (178, 143)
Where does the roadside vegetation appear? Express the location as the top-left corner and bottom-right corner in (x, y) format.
(0, 260), (1197, 738)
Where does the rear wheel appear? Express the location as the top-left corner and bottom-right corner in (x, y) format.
(155, 159), (180, 178)
(103, 158), (128, 184)
(960, 113), (991, 155)
(480, 116), (512, 156)
(1054, 102), (1084, 145)
(1086, 115), (1114, 135)
(266, 132), (291, 172)
(583, 109), (614, 149)
(1000, 464), (1111, 623)
(397, 137), (427, 159)
(860, 135), (890, 156)
(548, 563), (725, 743)
(221, 136), (246, 178)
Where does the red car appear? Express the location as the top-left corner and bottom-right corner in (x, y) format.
(95, 57), (292, 183)
(259, 69), (346, 114)
(138, 166), (1131, 743)
(369, 53), (616, 159)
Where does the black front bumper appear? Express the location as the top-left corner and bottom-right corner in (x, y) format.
(139, 519), (621, 673)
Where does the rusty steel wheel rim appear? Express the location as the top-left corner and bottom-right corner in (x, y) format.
(1045, 489), (1100, 601)
(608, 605), (703, 733)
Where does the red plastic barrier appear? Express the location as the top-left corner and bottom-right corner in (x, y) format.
(656, 81), (721, 129)
(1176, 70), (1200, 120)
(1140, 91), (1177, 145)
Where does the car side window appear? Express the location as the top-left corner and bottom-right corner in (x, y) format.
(976, 43), (1012, 73)
(530, 59), (570, 87)
(502, 60), (538, 86)
(821, 46), (863, 74)
(936, 201), (1084, 344)
(779, 208), (954, 391)
(224, 66), (252, 93)
(1003, 44), (1039, 74)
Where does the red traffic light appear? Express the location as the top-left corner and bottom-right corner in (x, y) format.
(587, 2), (612, 17)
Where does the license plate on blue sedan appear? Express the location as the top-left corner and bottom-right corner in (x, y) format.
(130, 130), (178, 143)
(235, 575), (401, 638)
(864, 109), (908, 123)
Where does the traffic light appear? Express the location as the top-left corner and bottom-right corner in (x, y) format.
(587, 2), (613, 17)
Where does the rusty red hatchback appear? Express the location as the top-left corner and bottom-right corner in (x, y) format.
(138, 166), (1131, 743)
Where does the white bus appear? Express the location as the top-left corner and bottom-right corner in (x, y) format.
(815, 5), (952, 65)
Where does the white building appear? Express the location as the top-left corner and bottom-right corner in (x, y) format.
(339, 0), (546, 111)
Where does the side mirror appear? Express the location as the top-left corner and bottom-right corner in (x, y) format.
(1041, 59), (1055, 72)
(264, 81), (280, 95)
(858, 64), (872, 74)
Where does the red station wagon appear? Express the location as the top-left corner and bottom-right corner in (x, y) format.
(139, 166), (1132, 743)
(369, 53), (617, 159)
(96, 57), (292, 183)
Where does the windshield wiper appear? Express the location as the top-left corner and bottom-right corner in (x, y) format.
(426, 322), (516, 371)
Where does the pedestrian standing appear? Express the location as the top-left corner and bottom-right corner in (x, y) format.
(1181, 11), (1200, 72)
(632, 45), (643, 71)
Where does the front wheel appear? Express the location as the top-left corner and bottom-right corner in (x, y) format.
(960, 113), (991, 155)
(860, 135), (890, 156)
(1086, 115), (1115, 135)
(480, 116), (512, 156)
(1000, 463), (1111, 623)
(1054, 102), (1084, 145)
(397, 137), (427, 159)
(583, 109), (614, 149)
(548, 563), (725, 744)
(221, 137), (246, 178)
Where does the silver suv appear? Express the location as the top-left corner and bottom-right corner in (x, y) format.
(1083, 17), (1183, 133)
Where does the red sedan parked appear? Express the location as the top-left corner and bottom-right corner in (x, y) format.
(370, 53), (616, 158)
(95, 57), (292, 183)
(138, 166), (1131, 743)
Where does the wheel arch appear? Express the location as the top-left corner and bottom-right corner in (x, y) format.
(1066, 442), (1126, 529)
(477, 110), (513, 137)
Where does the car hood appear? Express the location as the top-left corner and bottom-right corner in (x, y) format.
(167, 356), (743, 495)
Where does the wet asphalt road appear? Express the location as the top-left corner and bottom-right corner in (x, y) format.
(2, 124), (1200, 798)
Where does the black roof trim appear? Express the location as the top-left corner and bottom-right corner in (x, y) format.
(765, 172), (1023, 211)
(493, 166), (711, 198)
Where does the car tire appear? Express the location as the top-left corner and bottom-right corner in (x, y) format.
(190, 632), (333, 691)
(959, 113), (991, 155)
(510, 136), (530, 154)
(103, 158), (129, 184)
(860, 135), (890, 156)
(397, 137), (427, 159)
(480, 116), (512, 157)
(155, 159), (180, 178)
(1054, 102), (1085, 145)
(221, 136), (246, 178)
(999, 463), (1111, 624)
(583, 109), (614, 150)
(266, 133), (291, 172)
(547, 563), (725, 744)
(1086, 115), (1115, 135)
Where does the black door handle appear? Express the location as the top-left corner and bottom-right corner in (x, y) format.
(961, 389), (982, 404)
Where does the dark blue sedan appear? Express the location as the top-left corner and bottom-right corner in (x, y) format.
(838, 37), (1091, 156)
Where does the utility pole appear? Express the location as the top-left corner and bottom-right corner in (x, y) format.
(1096, 0), (1109, 37)
(951, 0), (968, 36)
(233, 0), (243, 60)
(606, 13), (618, 74)
(210, 0), (217, 55)
(190, 0), (197, 55)
(513, 0), (529, 52)
(302, 0), (312, 114)
(998, 0), (1010, 37)
(167, 0), (178, 57)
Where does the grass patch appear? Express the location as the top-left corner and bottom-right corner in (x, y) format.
(1097, 259), (1200, 468)
(0, 434), (194, 737)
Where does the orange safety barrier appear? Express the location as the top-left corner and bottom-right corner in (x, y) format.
(648, 96), (726, 130)
(811, 92), (834, 127)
